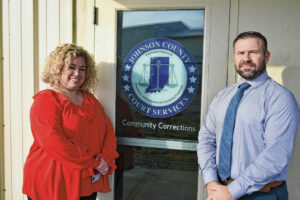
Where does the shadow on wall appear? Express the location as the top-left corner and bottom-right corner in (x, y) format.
(93, 61), (118, 200)
(94, 61), (116, 118)
(282, 65), (300, 200)
(282, 66), (300, 103)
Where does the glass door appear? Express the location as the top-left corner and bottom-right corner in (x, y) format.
(115, 10), (204, 200)
(83, 1), (231, 199)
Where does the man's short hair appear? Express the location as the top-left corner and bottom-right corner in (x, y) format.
(233, 31), (268, 54)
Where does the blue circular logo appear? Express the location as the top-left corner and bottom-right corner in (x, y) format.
(121, 38), (199, 118)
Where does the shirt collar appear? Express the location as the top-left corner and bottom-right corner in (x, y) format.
(238, 71), (270, 88)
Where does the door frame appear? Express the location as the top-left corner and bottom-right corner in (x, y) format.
(76, 1), (231, 199)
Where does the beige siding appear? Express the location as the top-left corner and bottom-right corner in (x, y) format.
(2, 0), (72, 199)
(0, 0), (4, 198)
(2, 0), (12, 198)
(3, 0), (32, 199)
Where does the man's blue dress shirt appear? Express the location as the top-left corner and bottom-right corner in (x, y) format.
(197, 72), (300, 199)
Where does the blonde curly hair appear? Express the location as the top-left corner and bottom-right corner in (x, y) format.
(41, 43), (98, 91)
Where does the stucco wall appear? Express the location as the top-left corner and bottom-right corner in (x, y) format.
(229, 0), (300, 199)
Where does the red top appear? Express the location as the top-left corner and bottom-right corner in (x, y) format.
(23, 89), (119, 200)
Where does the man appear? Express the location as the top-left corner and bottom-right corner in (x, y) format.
(197, 31), (300, 200)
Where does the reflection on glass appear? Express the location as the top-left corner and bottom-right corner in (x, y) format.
(122, 10), (204, 29)
(114, 146), (198, 200)
(116, 9), (204, 141)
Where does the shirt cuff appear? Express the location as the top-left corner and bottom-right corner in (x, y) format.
(227, 179), (246, 200)
(201, 168), (219, 185)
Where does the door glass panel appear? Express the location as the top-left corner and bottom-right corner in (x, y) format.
(115, 146), (198, 200)
(115, 9), (204, 200)
(116, 10), (204, 141)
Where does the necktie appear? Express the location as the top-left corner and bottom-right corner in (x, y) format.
(218, 82), (251, 181)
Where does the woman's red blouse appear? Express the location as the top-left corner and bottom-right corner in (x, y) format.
(23, 89), (119, 200)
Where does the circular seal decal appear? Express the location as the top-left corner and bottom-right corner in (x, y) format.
(121, 38), (199, 118)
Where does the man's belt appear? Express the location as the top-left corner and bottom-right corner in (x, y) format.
(259, 181), (283, 192)
(223, 178), (283, 192)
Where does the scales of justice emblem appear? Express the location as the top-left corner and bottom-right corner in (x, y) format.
(139, 57), (177, 92)
(121, 38), (199, 118)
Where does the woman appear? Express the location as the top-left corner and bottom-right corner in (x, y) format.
(23, 43), (119, 200)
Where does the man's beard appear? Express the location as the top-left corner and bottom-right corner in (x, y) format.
(235, 60), (266, 80)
